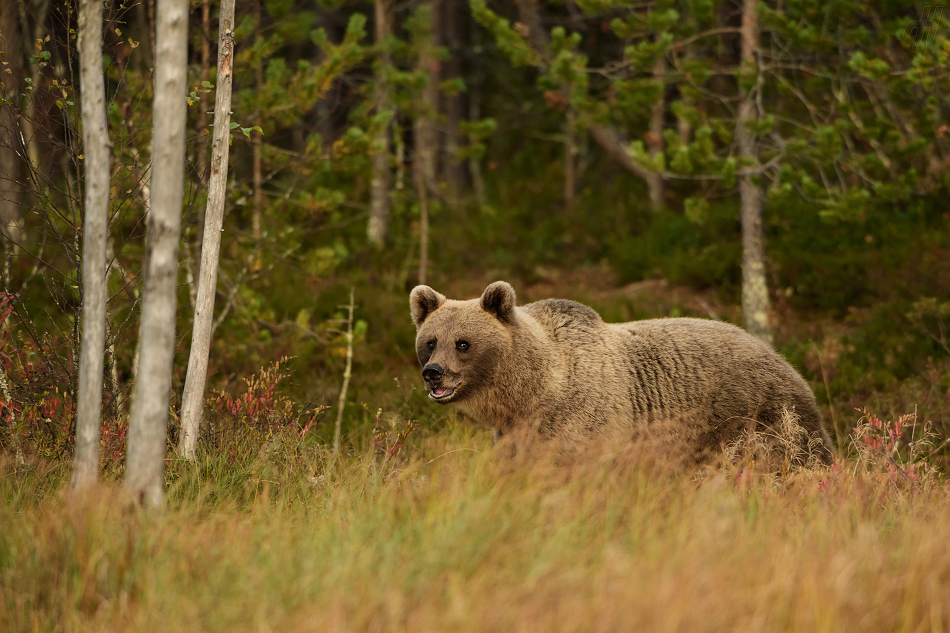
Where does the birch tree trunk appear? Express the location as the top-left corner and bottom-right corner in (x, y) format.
(737, 0), (772, 344)
(125, 0), (189, 508)
(366, 0), (393, 248)
(177, 0), (235, 461)
(70, 0), (111, 494)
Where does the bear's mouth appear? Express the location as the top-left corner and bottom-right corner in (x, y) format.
(428, 385), (458, 401)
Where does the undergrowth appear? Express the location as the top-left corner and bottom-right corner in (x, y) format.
(2, 406), (948, 632)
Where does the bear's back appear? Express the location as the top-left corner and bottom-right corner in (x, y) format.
(612, 317), (801, 395)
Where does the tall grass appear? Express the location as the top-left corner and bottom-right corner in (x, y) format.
(2, 414), (948, 632)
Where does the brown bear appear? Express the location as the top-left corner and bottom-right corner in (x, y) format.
(410, 281), (835, 464)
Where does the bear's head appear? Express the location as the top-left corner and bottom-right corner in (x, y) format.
(409, 281), (516, 404)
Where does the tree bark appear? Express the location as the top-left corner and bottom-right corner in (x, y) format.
(467, 17), (487, 208)
(251, 0), (263, 246)
(135, 0), (155, 69)
(332, 288), (355, 456)
(514, 0), (548, 57)
(196, 0), (211, 187)
(177, 0), (235, 461)
(647, 54), (666, 212)
(416, 0), (438, 192)
(440, 0), (465, 195)
(416, 152), (429, 285)
(0, 1), (24, 277)
(367, 0), (393, 248)
(17, 0), (49, 184)
(125, 0), (189, 508)
(70, 0), (111, 495)
(415, 0), (437, 275)
(193, 0), (211, 280)
(737, 0), (771, 344)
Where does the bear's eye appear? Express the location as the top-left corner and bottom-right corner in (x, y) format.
(426, 339), (436, 351)
(456, 340), (470, 351)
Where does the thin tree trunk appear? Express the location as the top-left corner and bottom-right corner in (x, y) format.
(251, 0), (263, 246)
(647, 54), (666, 211)
(109, 336), (124, 416)
(193, 0), (211, 279)
(70, 0), (111, 495)
(0, 1), (24, 277)
(135, 0), (155, 69)
(366, 0), (393, 247)
(441, 0), (464, 196)
(125, 0), (189, 508)
(177, 0), (235, 461)
(737, 0), (771, 344)
(416, 155), (429, 285)
(467, 18), (487, 208)
(514, 0), (547, 56)
(17, 0), (49, 180)
(415, 0), (436, 278)
(418, 0), (438, 192)
(332, 288), (355, 456)
(197, 0), (211, 186)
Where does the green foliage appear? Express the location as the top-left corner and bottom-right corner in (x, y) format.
(609, 204), (741, 294)
(470, 0), (538, 67)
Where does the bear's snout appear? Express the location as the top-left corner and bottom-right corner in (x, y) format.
(422, 364), (444, 383)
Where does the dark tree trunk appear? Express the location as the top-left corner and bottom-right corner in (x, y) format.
(0, 1), (25, 281)
(440, 0), (465, 195)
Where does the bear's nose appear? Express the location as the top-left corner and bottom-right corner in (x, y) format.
(422, 364), (444, 382)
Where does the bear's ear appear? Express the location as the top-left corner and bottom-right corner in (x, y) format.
(410, 285), (446, 328)
(480, 281), (516, 322)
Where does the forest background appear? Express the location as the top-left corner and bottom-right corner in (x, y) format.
(2, 0), (950, 629)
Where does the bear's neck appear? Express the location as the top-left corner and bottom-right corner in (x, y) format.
(460, 310), (557, 433)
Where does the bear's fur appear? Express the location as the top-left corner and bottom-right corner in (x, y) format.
(410, 281), (835, 464)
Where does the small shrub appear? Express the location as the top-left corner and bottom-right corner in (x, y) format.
(199, 356), (328, 466)
(850, 408), (940, 491)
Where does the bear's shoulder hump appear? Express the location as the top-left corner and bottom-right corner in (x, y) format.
(524, 299), (603, 327)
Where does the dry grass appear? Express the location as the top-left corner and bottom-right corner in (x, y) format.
(2, 415), (949, 633)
